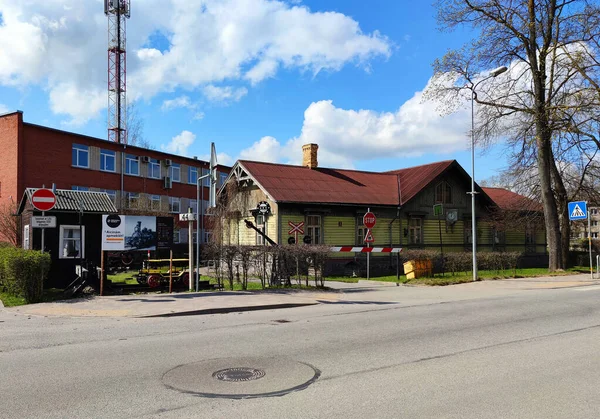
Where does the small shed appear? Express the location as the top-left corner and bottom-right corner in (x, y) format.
(17, 188), (117, 289)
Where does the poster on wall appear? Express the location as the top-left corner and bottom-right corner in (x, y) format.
(102, 214), (125, 251)
(102, 215), (173, 251)
(125, 216), (157, 251)
(156, 217), (174, 250)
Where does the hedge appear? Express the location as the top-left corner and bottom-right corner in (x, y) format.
(0, 246), (51, 303)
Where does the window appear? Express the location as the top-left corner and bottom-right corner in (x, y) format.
(306, 215), (321, 245)
(256, 213), (267, 245)
(189, 167), (198, 184)
(148, 158), (161, 179)
(202, 168), (210, 186)
(23, 225), (30, 250)
(173, 229), (180, 244)
(100, 189), (117, 204)
(189, 199), (198, 214)
(72, 144), (89, 168)
(71, 186), (89, 192)
(192, 232), (198, 244)
(169, 163), (181, 182)
(219, 172), (228, 187)
(100, 149), (116, 172)
(525, 222), (535, 244)
(592, 232), (599, 239)
(169, 197), (180, 213)
(592, 209), (598, 215)
(593, 221), (598, 227)
(356, 216), (366, 245)
(204, 231), (212, 244)
(409, 218), (422, 244)
(125, 154), (139, 175)
(127, 192), (140, 209)
(435, 181), (452, 204)
(493, 228), (505, 247)
(59, 225), (85, 259)
(150, 195), (161, 211)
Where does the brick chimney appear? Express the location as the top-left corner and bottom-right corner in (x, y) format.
(302, 143), (318, 169)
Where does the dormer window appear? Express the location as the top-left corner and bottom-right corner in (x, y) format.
(435, 181), (452, 204)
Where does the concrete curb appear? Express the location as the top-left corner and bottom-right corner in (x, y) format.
(139, 302), (318, 318)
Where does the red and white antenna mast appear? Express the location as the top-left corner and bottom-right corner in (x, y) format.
(105, 0), (130, 144)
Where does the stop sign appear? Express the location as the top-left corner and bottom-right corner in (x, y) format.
(363, 211), (376, 229)
(31, 189), (57, 212)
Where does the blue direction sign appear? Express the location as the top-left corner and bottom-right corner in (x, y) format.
(568, 201), (588, 220)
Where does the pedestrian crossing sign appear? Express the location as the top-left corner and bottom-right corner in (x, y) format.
(568, 201), (588, 220)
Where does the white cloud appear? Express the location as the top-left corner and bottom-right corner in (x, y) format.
(0, 104), (9, 114)
(161, 130), (196, 156)
(236, 79), (471, 168)
(0, 0), (391, 123)
(161, 95), (193, 111)
(203, 85), (248, 103)
(196, 151), (235, 167)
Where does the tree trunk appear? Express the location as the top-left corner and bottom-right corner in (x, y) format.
(536, 136), (563, 270)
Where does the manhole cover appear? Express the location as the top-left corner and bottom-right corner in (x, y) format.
(163, 357), (320, 399)
(213, 367), (266, 382)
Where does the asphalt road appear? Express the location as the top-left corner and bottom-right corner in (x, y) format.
(2, 284), (600, 418)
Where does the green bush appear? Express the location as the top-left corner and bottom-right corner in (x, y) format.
(0, 247), (51, 303)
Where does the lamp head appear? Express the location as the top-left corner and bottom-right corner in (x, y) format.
(490, 66), (508, 77)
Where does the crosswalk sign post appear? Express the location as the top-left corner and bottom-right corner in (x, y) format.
(568, 201), (593, 279)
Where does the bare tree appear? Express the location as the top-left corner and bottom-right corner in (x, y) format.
(126, 102), (153, 149)
(426, 0), (600, 270)
(0, 202), (19, 246)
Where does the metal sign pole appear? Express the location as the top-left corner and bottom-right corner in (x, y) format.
(41, 211), (45, 253)
(367, 207), (370, 281)
(188, 208), (193, 291)
(588, 202), (593, 280)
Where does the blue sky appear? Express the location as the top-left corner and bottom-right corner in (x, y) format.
(0, 0), (508, 182)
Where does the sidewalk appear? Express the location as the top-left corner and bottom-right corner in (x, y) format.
(3, 274), (599, 318)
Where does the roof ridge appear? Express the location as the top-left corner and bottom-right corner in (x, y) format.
(384, 159), (456, 173)
(240, 160), (399, 176)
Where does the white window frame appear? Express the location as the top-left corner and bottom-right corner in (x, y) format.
(101, 189), (117, 205)
(100, 149), (116, 172)
(23, 225), (30, 250)
(173, 229), (180, 244)
(72, 144), (89, 168)
(409, 217), (423, 245)
(356, 216), (366, 245)
(219, 173), (228, 187)
(59, 225), (85, 259)
(125, 154), (139, 176)
(189, 199), (198, 214)
(148, 158), (161, 179)
(306, 215), (321, 245)
(169, 197), (181, 213)
(151, 195), (161, 211)
(256, 213), (267, 245)
(202, 168), (210, 186)
(169, 163), (181, 182)
(189, 167), (198, 184)
(71, 186), (89, 192)
(128, 192), (140, 209)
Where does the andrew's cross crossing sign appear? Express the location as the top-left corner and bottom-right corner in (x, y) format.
(568, 201), (588, 220)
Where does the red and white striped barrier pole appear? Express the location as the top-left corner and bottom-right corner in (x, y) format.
(329, 247), (402, 253)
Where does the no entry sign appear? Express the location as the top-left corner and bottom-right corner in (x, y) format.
(31, 189), (57, 212)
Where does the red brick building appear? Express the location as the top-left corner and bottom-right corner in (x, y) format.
(0, 110), (229, 245)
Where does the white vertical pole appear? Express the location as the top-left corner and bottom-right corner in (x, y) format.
(188, 207), (193, 291)
(367, 207), (370, 281)
(41, 211), (45, 253)
(588, 202), (593, 280)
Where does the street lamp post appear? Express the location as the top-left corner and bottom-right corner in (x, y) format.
(469, 66), (507, 282)
(195, 173), (211, 292)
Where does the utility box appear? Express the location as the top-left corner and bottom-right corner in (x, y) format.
(403, 260), (432, 279)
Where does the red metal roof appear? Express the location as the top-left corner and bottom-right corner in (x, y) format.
(238, 159), (458, 206)
(482, 187), (542, 211)
(385, 160), (456, 205)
